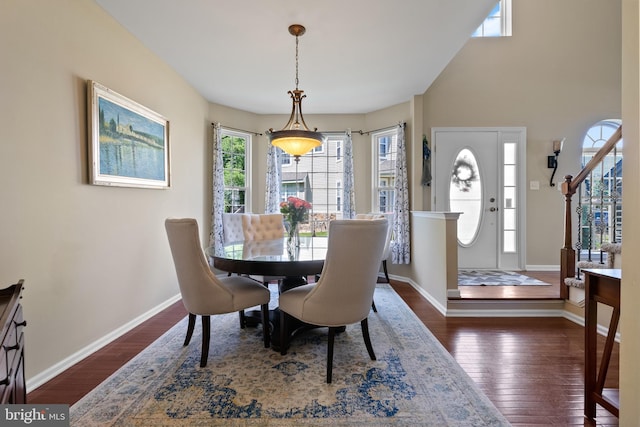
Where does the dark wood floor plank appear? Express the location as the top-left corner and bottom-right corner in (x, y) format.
(28, 275), (619, 426)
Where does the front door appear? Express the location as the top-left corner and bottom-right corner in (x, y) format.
(432, 128), (526, 270)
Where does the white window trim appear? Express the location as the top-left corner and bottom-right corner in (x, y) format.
(473, 0), (512, 38)
(220, 127), (252, 213)
(371, 128), (398, 213)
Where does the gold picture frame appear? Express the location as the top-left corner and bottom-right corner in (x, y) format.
(87, 80), (170, 188)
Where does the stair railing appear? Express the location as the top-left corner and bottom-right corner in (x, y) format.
(560, 126), (622, 299)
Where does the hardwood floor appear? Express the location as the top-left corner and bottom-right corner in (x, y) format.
(28, 275), (619, 426)
(459, 270), (562, 299)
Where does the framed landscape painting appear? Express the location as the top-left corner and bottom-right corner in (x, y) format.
(87, 80), (170, 188)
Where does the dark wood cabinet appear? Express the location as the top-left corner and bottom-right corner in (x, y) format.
(0, 280), (26, 404)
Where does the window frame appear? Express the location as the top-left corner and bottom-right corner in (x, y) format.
(472, 0), (512, 38)
(371, 128), (398, 214)
(220, 127), (251, 213)
(278, 133), (345, 233)
(281, 152), (292, 166)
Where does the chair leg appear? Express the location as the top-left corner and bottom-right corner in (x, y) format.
(361, 318), (376, 361)
(371, 300), (378, 313)
(184, 313), (196, 346)
(239, 310), (246, 329)
(200, 315), (211, 367)
(261, 303), (270, 348)
(327, 327), (337, 383)
(382, 260), (390, 283)
(279, 310), (288, 355)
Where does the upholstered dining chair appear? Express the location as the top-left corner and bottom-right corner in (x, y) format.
(355, 213), (393, 313)
(222, 213), (246, 243)
(355, 213), (394, 283)
(221, 212), (247, 284)
(241, 213), (287, 241)
(241, 213), (288, 288)
(165, 218), (271, 367)
(278, 218), (388, 383)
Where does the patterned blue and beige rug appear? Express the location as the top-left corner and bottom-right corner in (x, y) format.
(459, 270), (551, 286)
(70, 284), (510, 426)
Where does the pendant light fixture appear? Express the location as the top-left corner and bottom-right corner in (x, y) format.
(268, 24), (323, 162)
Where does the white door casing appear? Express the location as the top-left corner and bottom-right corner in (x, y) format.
(432, 128), (526, 270)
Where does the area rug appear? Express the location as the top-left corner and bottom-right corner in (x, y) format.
(70, 284), (510, 426)
(459, 270), (550, 286)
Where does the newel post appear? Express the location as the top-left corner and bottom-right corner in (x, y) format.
(560, 175), (576, 300)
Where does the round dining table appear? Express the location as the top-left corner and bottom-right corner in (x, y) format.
(206, 236), (328, 282)
(205, 236), (330, 350)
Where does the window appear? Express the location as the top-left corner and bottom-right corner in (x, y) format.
(472, 0), (512, 38)
(281, 152), (292, 166)
(503, 142), (517, 252)
(279, 134), (344, 235)
(221, 128), (250, 213)
(379, 136), (390, 158)
(449, 149), (482, 246)
(579, 120), (623, 252)
(372, 128), (398, 213)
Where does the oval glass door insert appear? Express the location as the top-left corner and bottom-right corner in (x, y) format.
(449, 148), (482, 246)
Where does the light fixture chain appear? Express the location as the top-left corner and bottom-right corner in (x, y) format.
(295, 35), (299, 89)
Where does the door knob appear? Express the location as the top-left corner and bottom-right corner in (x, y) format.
(489, 207), (498, 212)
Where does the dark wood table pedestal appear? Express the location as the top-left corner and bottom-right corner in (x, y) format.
(241, 276), (322, 351)
(583, 268), (620, 420)
(207, 238), (329, 353)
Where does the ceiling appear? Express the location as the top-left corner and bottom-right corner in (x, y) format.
(94, 0), (496, 115)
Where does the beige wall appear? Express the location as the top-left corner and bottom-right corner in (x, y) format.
(1, 0), (209, 384)
(422, 0), (621, 267)
(620, 0), (639, 423)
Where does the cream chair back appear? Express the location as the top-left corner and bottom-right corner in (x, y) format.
(242, 213), (286, 241)
(299, 218), (388, 326)
(165, 218), (234, 315)
(222, 213), (246, 243)
(355, 213), (393, 261)
(165, 218), (272, 366)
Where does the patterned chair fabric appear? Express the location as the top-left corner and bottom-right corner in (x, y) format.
(222, 213), (246, 243)
(241, 214), (286, 241)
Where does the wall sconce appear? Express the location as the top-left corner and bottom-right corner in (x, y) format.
(548, 138), (565, 186)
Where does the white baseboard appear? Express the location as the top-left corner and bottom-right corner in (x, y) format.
(563, 310), (621, 342)
(446, 308), (566, 317)
(447, 289), (461, 299)
(394, 274), (619, 341)
(27, 293), (183, 392)
(394, 275), (448, 316)
(524, 265), (560, 271)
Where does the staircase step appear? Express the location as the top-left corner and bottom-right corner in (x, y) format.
(564, 277), (585, 289)
(576, 261), (608, 269)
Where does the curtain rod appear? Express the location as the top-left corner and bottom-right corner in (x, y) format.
(212, 121), (405, 138)
(320, 122), (406, 136)
(211, 122), (263, 136)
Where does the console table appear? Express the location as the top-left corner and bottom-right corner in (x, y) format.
(0, 280), (26, 404)
(583, 269), (620, 420)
